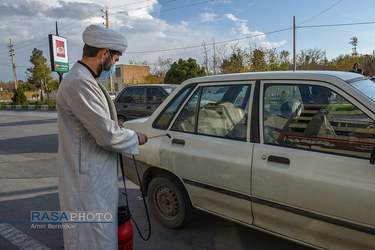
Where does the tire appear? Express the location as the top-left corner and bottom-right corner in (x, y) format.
(147, 175), (193, 228)
(118, 116), (127, 126)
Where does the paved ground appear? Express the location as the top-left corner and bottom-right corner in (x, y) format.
(0, 110), (310, 250)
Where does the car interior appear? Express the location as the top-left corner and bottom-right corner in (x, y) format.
(172, 85), (250, 141)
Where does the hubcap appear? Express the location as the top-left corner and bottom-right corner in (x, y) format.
(155, 186), (179, 218)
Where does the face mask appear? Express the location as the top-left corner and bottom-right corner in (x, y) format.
(99, 53), (116, 79)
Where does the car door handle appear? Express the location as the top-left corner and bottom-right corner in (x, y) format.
(268, 155), (290, 165)
(172, 139), (185, 145)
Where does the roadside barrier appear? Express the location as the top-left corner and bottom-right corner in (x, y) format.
(0, 105), (56, 111)
(41, 105), (49, 111)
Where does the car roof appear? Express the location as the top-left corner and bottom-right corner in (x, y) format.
(183, 71), (367, 85)
(125, 84), (177, 87)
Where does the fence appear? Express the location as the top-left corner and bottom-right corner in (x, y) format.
(0, 105), (56, 111)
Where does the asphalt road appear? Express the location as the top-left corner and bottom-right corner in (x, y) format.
(0, 110), (310, 250)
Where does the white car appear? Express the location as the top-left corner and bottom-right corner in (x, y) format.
(123, 71), (375, 249)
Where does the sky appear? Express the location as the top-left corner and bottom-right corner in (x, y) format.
(1, 0), (375, 82)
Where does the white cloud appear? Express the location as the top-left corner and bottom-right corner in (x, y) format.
(225, 13), (265, 40)
(200, 12), (220, 22)
(260, 40), (287, 48)
(225, 13), (239, 22)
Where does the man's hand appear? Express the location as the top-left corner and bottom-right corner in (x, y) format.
(136, 132), (148, 145)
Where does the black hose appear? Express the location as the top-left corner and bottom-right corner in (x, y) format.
(131, 154), (152, 241)
(119, 154), (151, 241)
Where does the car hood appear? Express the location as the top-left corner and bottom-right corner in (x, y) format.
(123, 116), (150, 133)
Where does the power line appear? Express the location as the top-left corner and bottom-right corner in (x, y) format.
(12, 0), (214, 51)
(61, 0), (181, 37)
(126, 19), (375, 55)
(126, 27), (293, 54)
(298, 0), (344, 25)
(109, 0), (179, 12)
(112, 0), (215, 17)
(58, 10), (102, 31)
(65, 0), (215, 38)
(298, 21), (375, 28)
(0, 63), (11, 68)
(50, 0), (183, 38)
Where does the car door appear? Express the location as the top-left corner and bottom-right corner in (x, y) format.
(252, 80), (375, 249)
(160, 82), (254, 224)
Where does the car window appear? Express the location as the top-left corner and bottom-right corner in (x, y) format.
(263, 83), (375, 159)
(124, 87), (144, 103)
(153, 86), (193, 130)
(116, 88), (130, 103)
(146, 87), (166, 104)
(172, 84), (251, 141)
(350, 78), (375, 102)
(171, 88), (200, 133)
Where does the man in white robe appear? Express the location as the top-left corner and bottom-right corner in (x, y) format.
(56, 24), (147, 250)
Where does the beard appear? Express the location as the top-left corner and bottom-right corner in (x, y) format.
(99, 54), (112, 74)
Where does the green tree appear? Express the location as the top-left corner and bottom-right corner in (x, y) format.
(279, 90), (288, 103)
(296, 48), (327, 70)
(279, 50), (291, 70)
(11, 87), (28, 105)
(19, 82), (35, 91)
(220, 47), (247, 74)
(26, 48), (54, 100)
(47, 79), (60, 92)
(349, 37), (358, 57)
(251, 49), (267, 72)
(164, 58), (206, 84)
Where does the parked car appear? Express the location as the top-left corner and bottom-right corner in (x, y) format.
(114, 84), (177, 125)
(123, 71), (375, 249)
(108, 91), (117, 100)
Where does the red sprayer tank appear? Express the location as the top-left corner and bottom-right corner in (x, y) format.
(118, 206), (133, 250)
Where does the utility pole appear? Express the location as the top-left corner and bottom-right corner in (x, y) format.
(293, 16), (296, 71)
(102, 9), (114, 92)
(9, 39), (18, 89)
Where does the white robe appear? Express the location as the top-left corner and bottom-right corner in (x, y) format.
(56, 62), (138, 250)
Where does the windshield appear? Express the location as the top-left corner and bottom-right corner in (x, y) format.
(163, 86), (177, 95)
(350, 79), (375, 102)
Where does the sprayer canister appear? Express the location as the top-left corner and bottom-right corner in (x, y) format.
(118, 206), (133, 250)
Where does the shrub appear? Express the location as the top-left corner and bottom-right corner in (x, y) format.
(29, 99), (56, 105)
(44, 99), (56, 105)
(11, 88), (28, 105)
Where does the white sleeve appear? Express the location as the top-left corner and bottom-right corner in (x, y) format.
(64, 78), (139, 155)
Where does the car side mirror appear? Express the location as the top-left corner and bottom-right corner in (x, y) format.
(370, 146), (375, 165)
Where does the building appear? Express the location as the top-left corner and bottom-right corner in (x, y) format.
(98, 64), (150, 92)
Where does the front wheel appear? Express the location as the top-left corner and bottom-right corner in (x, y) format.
(147, 175), (193, 228)
(118, 116), (127, 127)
